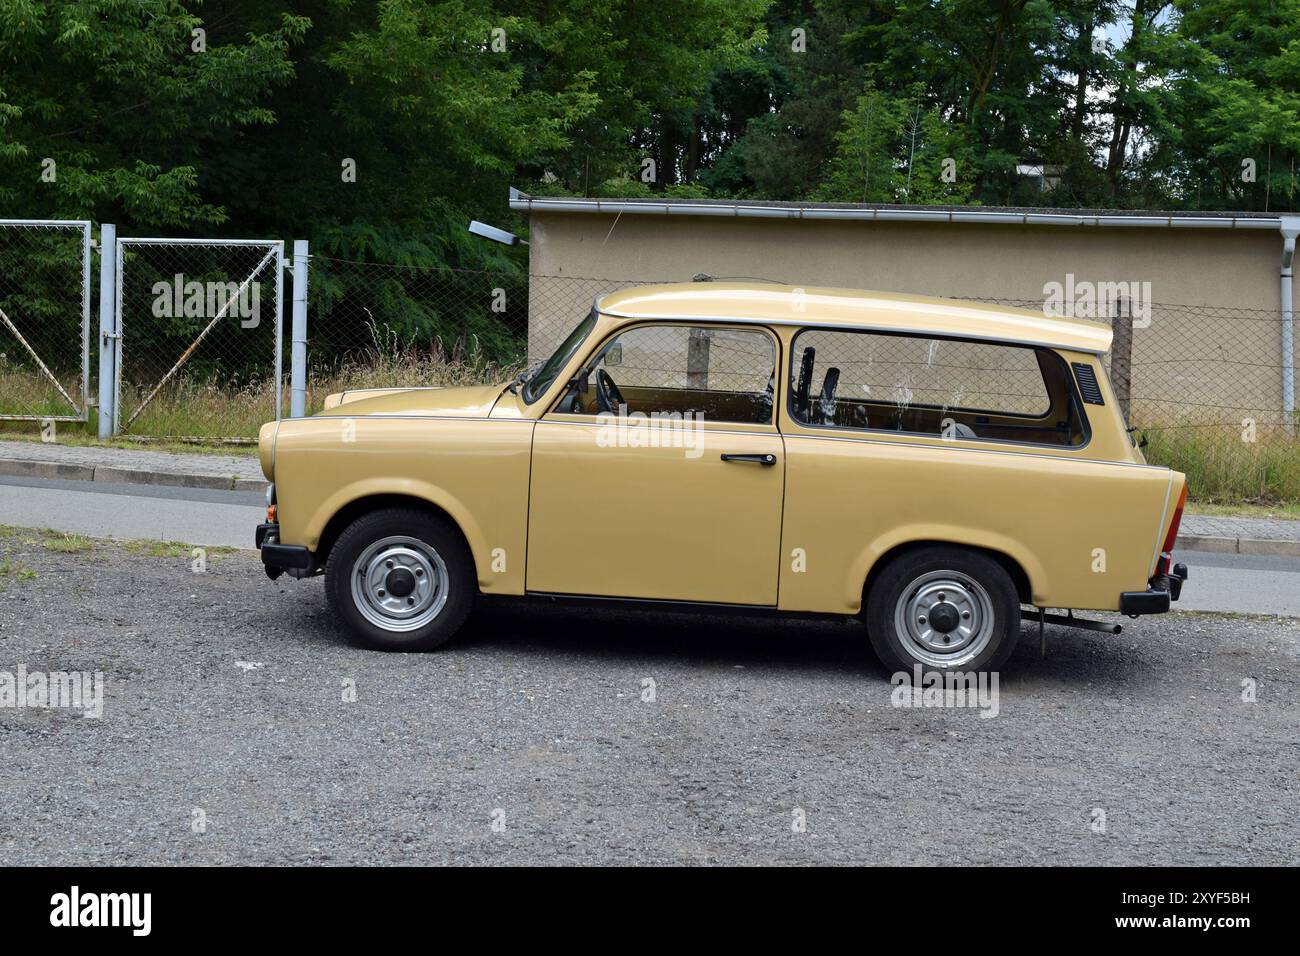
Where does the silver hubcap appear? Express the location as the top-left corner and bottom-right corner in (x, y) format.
(893, 571), (995, 667)
(351, 536), (449, 633)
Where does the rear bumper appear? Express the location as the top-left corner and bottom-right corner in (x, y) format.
(256, 523), (313, 571)
(1119, 559), (1188, 616)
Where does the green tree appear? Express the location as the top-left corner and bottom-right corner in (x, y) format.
(1165, 0), (1300, 210)
(0, 0), (308, 224)
(817, 84), (977, 204)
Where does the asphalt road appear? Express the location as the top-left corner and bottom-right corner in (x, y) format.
(1, 475), (1297, 615)
(1172, 547), (1300, 616)
(0, 475), (264, 549)
(0, 527), (1295, 865)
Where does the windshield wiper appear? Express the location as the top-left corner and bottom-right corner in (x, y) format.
(506, 361), (544, 396)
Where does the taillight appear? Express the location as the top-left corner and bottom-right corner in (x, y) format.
(1163, 484), (1187, 554)
(1155, 483), (1187, 577)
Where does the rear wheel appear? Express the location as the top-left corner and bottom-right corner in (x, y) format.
(326, 508), (474, 651)
(865, 546), (1021, 674)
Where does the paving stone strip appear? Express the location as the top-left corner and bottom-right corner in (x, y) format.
(1180, 514), (1300, 556)
(0, 439), (264, 491)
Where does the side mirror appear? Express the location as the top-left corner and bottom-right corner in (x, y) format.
(604, 344), (623, 366)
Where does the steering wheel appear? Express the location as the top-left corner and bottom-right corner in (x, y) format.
(595, 368), (625, 413)
(794, 346), (815, 419)
(815, 367), (840, 424)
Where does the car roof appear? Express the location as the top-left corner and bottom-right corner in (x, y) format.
(596, 282), (1113, 355)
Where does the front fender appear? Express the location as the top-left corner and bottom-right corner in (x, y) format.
(302, 477), (488, 571)
(270, 416), (533, 596)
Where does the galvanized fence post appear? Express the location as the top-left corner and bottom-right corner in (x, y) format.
(1282, 215), (1298, 438)
(97, 223), (117, 438)
(274, 240), (285, 420)
(291, 239), (308, 417)
(1111, 295), (1133, 428)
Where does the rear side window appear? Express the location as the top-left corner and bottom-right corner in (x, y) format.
(788, 329), (1087, 447)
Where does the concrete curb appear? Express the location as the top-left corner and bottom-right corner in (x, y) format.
(0, 459), (95, 482)
(0, 458), (267, 494)
(1178, 533), (1300, 558)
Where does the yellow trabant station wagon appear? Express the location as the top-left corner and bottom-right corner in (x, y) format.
(256, 282), (1189, 673)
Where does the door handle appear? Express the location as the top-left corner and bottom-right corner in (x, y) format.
(720, 453), (777, 466)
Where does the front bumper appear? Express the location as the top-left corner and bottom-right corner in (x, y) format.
(1119, 559), (1188, 616)
(256, 522), (313, 576)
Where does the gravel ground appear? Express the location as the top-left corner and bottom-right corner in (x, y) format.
(1, 530), (1297, 866)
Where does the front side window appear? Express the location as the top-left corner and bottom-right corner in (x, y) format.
(788, 329), (1087, 447)
(558, 324), (776, 425)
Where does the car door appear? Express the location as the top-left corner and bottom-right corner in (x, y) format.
(526, 322), (785, 606)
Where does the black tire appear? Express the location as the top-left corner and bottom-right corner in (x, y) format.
(325, 508), (475, 651)
(864, 546), (1021, 674)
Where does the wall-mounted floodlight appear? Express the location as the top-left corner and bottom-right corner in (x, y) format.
(468, 220), (527, 246)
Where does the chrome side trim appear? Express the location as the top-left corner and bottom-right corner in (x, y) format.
(1149, 471), (1175, 575)
(289, 411), (1158, 469)
(304, 414), (522, 423)
(269, 418), (281, 478)
(339, 387), (446, 400)
(780, 429), (1166, 470)
(536, 417), (780, 439)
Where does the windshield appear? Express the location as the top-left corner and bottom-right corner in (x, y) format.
(521, 308), (598, 404)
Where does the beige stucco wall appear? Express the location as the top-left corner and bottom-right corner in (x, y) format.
(527, 213), (1289, 425)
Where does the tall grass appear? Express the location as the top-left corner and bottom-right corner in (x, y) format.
(308, 321), (524, 408)
(2, 322), (524, 442)
(1141, 425), (1300, 504)
(0, 354), (82, 418)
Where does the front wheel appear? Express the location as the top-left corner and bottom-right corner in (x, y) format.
(865, 546), (1021, 674)
(326, 508), (474, 651)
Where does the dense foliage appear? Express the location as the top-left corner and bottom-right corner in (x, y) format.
(3, 0), (1299, 271)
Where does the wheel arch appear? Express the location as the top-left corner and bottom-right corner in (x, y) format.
(313, 491), (480, 583)
(861, 538), (1036, 611)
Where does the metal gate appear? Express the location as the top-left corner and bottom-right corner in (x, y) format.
(113, 237), (284, 439)
(0, 219), (91, 423)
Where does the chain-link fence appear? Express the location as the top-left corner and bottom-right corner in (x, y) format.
(961, 297), (1294, 430)
(525, 277), (1299, 500)
(115, 239), (283, 439)
(302, 256), (529, 412)
(2, 232), (1294, 500)
(316, 265), (1299, 448)
(526, 273), (652, 364)
(960, 296), (1298, 500)
(527, 282), (1297, 427)
(0, 220), (90, 422)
